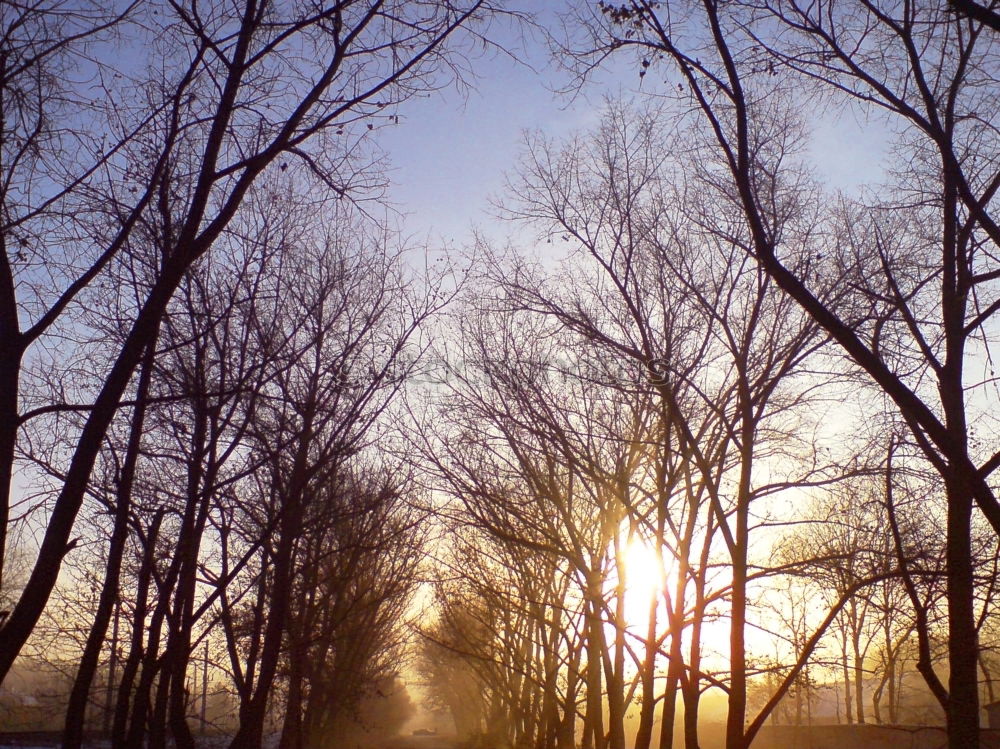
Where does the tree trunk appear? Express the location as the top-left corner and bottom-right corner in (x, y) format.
(634, 586), (660, 749)
(149, 668), (171, 749)
(64, 337), (156, 749)
(111, 511), (163, 748)
(228, 483), (305, 748)
(842, 630), (852, 723)
(167, 391), (213, 749)
(946, 474), (979, 749)
(607, 535), (627, 749)
(726, 428), (753, 749)
(853, 622), (865, 724)
(278, 662), (304, 749)
(584, 569), (606, 749)
(0, 353), (20, 601)
(0, 268), (186, 680)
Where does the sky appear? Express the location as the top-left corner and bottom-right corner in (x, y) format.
(378, 4), (892, 254)
(377, 10), (595, 246)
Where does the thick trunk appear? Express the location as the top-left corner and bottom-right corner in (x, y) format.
(0, 356), (19, 601)
(726, 554), (747, 749)
(658, 635), (681, 749)
(540, 602), (563, 749)
(938, 152), (980, 749)
(149, 668), (171, 749)
(234, 559), (268, 731)
(0, 227), (22, 601)
(559, 661), (579, 749)
(946, 474), (979, 749)
(0, 267), (186, 681)
(278, 662), (304, 749)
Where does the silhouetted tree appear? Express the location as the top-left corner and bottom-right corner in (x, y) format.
(558, 3), (1000, 746)
(0, 0), (501, 687)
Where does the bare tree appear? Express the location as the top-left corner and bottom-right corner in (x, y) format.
(556, 3), (1000, 745)
(278, 472), (424, 749)
(0, 0), (501, 683)
(494, 100), (853, 749)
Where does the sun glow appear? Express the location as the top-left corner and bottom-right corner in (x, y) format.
(621, 537), (668, 627)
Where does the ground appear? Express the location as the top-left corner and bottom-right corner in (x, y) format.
(0, 731), (464, 749)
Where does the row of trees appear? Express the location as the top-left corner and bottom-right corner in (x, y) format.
(16, 179), (433, 749)
(415, 0), (1000, 736)
(551, 3), (1000, 748)
(0, 2), (504, 748)
(2, 2), (1000, 749)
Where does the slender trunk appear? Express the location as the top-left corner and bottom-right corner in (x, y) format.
(842, 627), (852, 723)
(658, 625), (682, 749)
(64, 337), (156, 749)
(228, 519), (297, 749)
(168, 389), (214, 749)
(982, 656), (996, 705)
(806, 667), (813, 726)
(634, 584), (660, 749)
(887, 648), (897, 725)
(726, 425), (753, 749)
(234, 553), (269, 730)
(200, 640), (208, 733)
(872, 674), (883, 724)
(638, 471), (672, 749)
(607, 535), (627, 749)
(105, 602), (120, 734)
(794, 676), (803, 726)
(126, 567), (180, 748)
(584, 569), (606, 749)
(880, 619), (898, 725)
(682, 528), (712, 749)
(682, 601), (703, 749)
(278, 567), (311, 749)
(727, 546), (748, 747)
(853, 621), (865, 724)
(111, 511), (163, 748)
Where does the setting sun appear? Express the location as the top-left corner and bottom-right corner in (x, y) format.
(622, 537), (668, 625)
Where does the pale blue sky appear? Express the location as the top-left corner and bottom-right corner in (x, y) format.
(379, 8), (892, 249)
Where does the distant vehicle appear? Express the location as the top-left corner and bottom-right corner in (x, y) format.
(412, 728), (438, 736)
